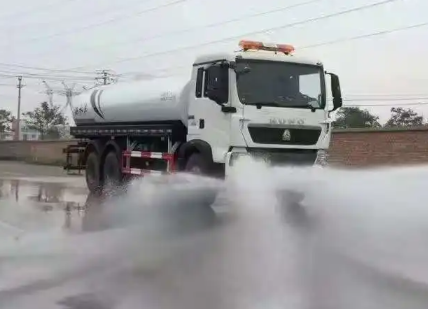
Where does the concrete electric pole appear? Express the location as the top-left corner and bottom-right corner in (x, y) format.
(95, 70), (117, 85)
(15, 76), (24, 140)
(102, 70), (108, 85)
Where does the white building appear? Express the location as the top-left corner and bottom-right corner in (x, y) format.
(18, 120), (41, 140)
(0, 120), (71, 141)
(2, 119), (42, 141)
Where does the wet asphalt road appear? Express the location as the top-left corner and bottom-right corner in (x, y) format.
(1, 161), (428, 309)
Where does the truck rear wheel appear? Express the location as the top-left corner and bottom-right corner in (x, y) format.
(103, 151), (122, 193)
(185, 153), (217, 207)
(86, 152), (101, 194)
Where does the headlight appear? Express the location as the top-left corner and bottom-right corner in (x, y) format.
(315, 150), (328, 167)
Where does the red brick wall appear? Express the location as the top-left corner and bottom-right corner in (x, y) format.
(1, 127), (428, 167)
(329, 127), (428, 167)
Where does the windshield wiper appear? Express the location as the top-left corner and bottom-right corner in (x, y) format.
(248, 102), (280, 109)
(286, 103), (319, 112)
(246, 102), (319, 111)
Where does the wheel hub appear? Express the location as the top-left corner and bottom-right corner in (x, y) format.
(190, 166), (201, 174)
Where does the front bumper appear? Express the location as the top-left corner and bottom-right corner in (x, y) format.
(225, 148), (328, 176)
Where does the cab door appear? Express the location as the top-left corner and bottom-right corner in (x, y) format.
(187, 63), (232, 163)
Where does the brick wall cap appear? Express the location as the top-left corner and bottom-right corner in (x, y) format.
(333, 126), (428, 133)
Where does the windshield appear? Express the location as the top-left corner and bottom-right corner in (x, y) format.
(235, 59), (325, 109)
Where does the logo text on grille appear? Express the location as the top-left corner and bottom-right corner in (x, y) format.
(269, 118), (305, 125)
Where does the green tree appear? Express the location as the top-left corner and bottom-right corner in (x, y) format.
(384, 107), (424, 127)
(333, 107), (381, 129)
(22, 102), (67, 140)
(0, 109), (12, 133)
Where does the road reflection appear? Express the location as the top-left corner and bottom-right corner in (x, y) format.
(0, 179), (106, 233)
(0, 179), (220, 235)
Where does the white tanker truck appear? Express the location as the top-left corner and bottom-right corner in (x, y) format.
(67, 40), (342, 204)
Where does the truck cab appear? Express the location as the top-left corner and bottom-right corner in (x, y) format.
(186, 40), (342, 176)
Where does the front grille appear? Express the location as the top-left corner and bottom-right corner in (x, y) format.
(248, 148), (317, 166)
(248, 126), (321, 145)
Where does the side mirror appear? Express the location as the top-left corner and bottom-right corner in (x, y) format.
(327, 72), (342, 112)
(206, 65), (228, 105)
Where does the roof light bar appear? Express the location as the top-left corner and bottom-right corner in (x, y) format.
(239, 40), (295, 55)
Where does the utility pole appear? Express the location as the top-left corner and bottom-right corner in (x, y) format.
(95, 70), (117, 86)
(15, 76), (24, 140)
(102, 70), (108, 85)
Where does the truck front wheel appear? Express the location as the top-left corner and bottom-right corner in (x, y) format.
(86, 152), (101, 194)
(185, 153), (212, 175)
(103, 151), (122, 193)
(185, 153), (217, 207)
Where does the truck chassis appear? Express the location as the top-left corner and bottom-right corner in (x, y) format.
(65, 122), (221, 201)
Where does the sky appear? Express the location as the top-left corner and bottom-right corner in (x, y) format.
(0, 0), (427, 124)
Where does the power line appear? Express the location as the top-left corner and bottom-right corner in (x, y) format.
(343, 97), (428, 102)
(5, 0), (154, 31)
(344, 93), (428, 97)
(5, 76), (428, 104)
(0, 76), (94, 83)
(115, 18), (428, 78)
(0, 0), (189, 47)
(0, 67), (124, 85)
(0, 71), (98, 83)
(300, 21), (428, 49)
(0, 72), (94, 82)
(0, 0), (409, 74)
(17, 0), (325, 56)
(0, 63), (96, 74)
(65, 0), (402, 70)
(0, 0), (77, 21)
(0, 67), (97, 78)
(0, 75), (17, 80)
(344, 102), (428, 107)
(0, 82), (42, 91)
(342, 102), (428, 108)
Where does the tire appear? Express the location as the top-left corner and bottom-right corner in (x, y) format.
(102, 151), (122, 193)
(185, 153), (215, 174)
(184, 153), (217, 206)
(85, 152), (101, 194)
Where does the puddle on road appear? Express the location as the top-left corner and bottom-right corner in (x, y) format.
(0, 175), (222, 236)
(0, 179), (105, 234)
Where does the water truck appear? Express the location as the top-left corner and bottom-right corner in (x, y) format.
(66, 40), (342, 205)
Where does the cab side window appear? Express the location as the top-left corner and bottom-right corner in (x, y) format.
(195, 67), (204, 98)
(203, 69), (210, 97)
(204, 64), (229, 103)
(194, 64), (229, 103)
